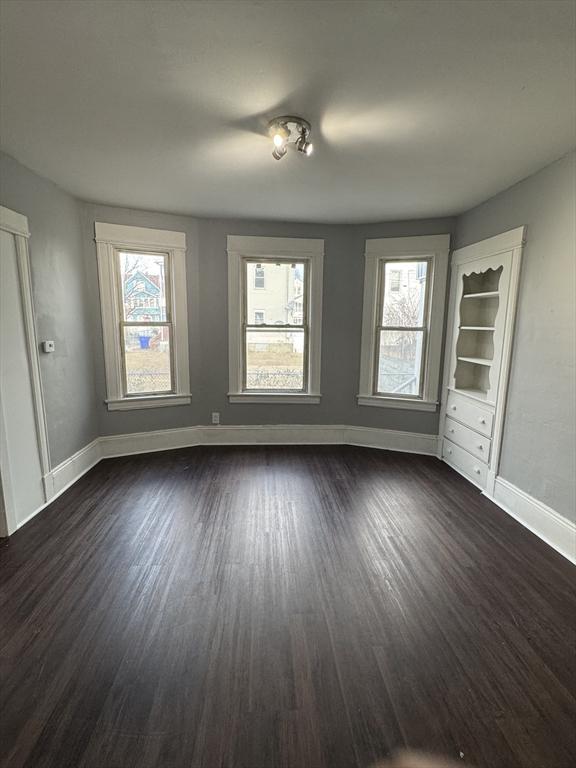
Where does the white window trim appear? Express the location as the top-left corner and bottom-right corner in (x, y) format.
(358, 234), (450, 411)
(95, 222), (191, 411)
(227, 235), (323, 404)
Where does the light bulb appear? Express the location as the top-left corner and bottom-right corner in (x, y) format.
(273, 132), (285, 148)
(272, 145), (287, 160)
(304, 142), (313, 156)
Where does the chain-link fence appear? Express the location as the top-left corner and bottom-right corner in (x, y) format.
(127, 371), (171, 393)
(246, 369), (303, 390)
(127, 369), (304, 393)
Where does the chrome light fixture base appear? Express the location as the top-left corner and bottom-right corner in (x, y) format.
(267, 116), (313, 160)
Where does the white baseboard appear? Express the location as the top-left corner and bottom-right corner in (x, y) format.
(99, 426), (202, 458)
(15, 439), (102, 531)
(486, 477), (576, 565)
(346, 426), (438, 455)
(99, 424), (438, 459)
(44, 439), (101, 501)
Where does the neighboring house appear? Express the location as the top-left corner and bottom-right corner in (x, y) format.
(247, 263), (304, 325)
(124, 270), (163, 322)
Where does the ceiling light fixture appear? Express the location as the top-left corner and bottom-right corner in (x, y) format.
(267, 116), (313, 161)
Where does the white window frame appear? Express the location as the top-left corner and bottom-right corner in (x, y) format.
(227, 235), (323, 404)
(358, 234), (450, 411)
(95, 222), (191, 411)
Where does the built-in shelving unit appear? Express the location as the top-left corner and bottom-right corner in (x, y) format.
(440, 227), (524, 494)
(454, 267), (502, 396)
(448, 385), (488, 400)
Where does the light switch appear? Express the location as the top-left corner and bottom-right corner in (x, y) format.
(42, 340), (55, 353)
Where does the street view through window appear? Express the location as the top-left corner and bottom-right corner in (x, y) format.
(244, 261), (307, 391)
(377, 260), (428, 396)
(118, 251), (172, 395)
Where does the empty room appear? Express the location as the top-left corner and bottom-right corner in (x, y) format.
(0, 1), (574, 767)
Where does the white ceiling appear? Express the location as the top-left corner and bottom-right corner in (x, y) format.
(1, 0), (574, 223)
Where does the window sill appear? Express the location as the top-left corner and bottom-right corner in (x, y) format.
(228, 393), (321, 404)
(357, 395), (438, 412)
(106, 394), (192, 411)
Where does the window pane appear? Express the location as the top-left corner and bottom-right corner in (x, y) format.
(246, 262), (305, 326)
(377, 329), (424, 396)
(246, 329), (304, 390)
(119, 251), (169, 322)
(382, 260), (427, 327)
(123, 325), (171, 394)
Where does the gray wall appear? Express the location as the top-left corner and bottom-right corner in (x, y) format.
(454, 151), (576, 521)
(80, 203), (455, 437)
(6, 147), (574, 524)
(0, 152), (99, 465)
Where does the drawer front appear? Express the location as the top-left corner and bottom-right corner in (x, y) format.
(444, 417), (491, 463)
(443, 439), (488, 487)
(446, 390), (494, 436)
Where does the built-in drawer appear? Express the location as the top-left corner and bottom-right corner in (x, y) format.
(442, 439), (488, 488)
(444, 417), (491, 463)
(446, 390), (494, 437)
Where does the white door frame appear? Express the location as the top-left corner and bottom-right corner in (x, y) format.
(0, 205), (51, 535)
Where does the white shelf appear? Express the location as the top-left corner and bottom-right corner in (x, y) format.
(459, 326), (495, 331)
(462, 291), (499, 299)
(457, 356), (493, 367)
(449, 386), (489, 401)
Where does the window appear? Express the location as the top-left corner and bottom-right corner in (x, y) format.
(254, 265), (265, 289)
(95, 222), (191, 410)
(227, 235), (323, 403)
(119, 251), (171, 395)
(390, 270), (401, 292)
(376, 259), (429, 397)
(358, 234), (450, 411)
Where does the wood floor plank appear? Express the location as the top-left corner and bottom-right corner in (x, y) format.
(0, 445), (574, 768)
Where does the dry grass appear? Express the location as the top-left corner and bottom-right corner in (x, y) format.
(125, 349), (169, 373)
(246, 343), (302, 369)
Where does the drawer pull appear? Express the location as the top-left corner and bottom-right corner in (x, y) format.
(477, 444), (483, 450)
(479, 417), (486, 425)
(447, 448), (452, 455)
(451, 405), (457, 411)
(449, 428), (454, 433)
(474, 467), (481, 474)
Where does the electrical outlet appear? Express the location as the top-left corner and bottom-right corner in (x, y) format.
(211, 412), (220, 425)
(42, 340), (55, 353)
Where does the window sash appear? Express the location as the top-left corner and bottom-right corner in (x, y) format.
(373, 257), (432, 399)
(114, 248), (176, 397)
(243, 327), (308, 393)
(120, 322), (175, 396)
(242, 258), (309, 392)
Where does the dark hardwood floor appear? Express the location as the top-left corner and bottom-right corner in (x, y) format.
(1, 446), (575, 768)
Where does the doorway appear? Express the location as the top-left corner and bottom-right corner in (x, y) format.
(0, 206), (50, 535)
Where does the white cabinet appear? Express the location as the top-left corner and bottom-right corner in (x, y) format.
(439, 228), (524, 493)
